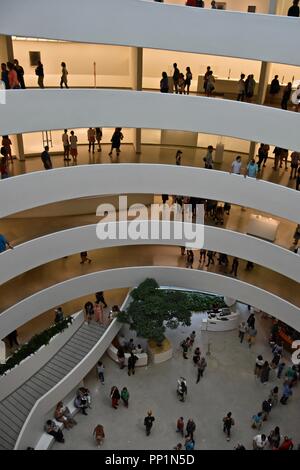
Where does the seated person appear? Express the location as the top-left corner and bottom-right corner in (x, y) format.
(126, 338), (135, 353)
(74, 389), (90, 415)
(78, 387), (91, 407)
(45, 420), (65, 443)
(54, 402), (77, 429)
(133, 344), (143, 354)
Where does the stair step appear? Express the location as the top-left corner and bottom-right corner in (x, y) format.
(21, 384), (42, 401)
(26, 378), (48, 395)
(0, 410), (21, 436)
(42, 366), (65, 381)
(48, 358), (71, 373)
(14, 388), (37, 405)
(0, 403), (24, 428)
(35, 371), (58, 388)
(5, 395), (31, 415)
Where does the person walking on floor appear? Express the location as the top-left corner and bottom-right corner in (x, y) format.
(110, 386), (120, 409)
(260, 361), (271, 384)
(199, 249), (206, 265)
(80, 251), (91, 264)
(237, 73), (246, 101)
(281, 82), (292, 110)
(84, 301), (94, 323)
(223, 412), (235, 441)
(181, 338), (189, 359)
(62, 129), (71, 161)
(280, 381), (293, 405)
(60, 62), (69, 88)
(172, 63), (180, 94)
(109, 128), (123, 157)
(261, 399), (273, 421)
(87, 127), (96, 153)
(144, 411), (155, 436)
(95, 291), (108, 308)
(175, 150), (182, 165)
(230, 257), (239, 277)
(247, 313), (255, 329)
(196, 357), (207, 383)
(1, 135), (13, 164)
(69, 130), (78, 163)
(93, 424), (105, 447)
(35, 60), (44, 88)
(247, 326), (257, 348)
(203, 145), (214, 169)
(14, 59), (25, 89)
(290, 151), (300, 179)
(206, 250), (215, 267)
(128, 352), (138, 376)
(253, 434), (267, 450)
(117, 346), (125, 369)
(238, 321), (248, 344)
(268, 426), (281, 449)
(269, 386), (279, 407)
(95, 127), (102, 151)
(185, 418), (196, 440)
(121, 387), (129, 407)
(41, 145), (52, 170)
(96, 361), (105, 384)
(254, 355), (264, 378)
(193, 347), (201, 365)
(176, 417), (184, 437)
(251, 412), (263, 430)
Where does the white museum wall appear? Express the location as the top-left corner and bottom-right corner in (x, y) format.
(11, 39), (300, 93)
(12, 40), (132, 88)
(22, 128), (135, 154)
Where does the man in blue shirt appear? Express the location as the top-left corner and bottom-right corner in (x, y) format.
(245, 159), (258, 178)
(0, 234), (13, 253)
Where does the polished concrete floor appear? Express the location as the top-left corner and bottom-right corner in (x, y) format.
(6, 142), (298, 192)
(51, 306), (300, 450)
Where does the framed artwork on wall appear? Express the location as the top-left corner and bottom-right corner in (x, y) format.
(247, 5), (256, 12)
(29, 51), (41, 66)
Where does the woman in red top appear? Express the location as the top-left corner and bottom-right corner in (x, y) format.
(7, 62), (20, 89)
(278, 436), (294, 450)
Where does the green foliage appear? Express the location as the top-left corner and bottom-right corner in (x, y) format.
(0, 317), (73, 376)
(118, 279), (226, 345)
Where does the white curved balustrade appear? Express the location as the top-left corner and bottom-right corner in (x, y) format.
(1, 164), (300, 223)
(1, 91), (300, 151)
(1, 0), (300, 66)
(1, 267), (300, 341)
(0, 223), (299, 286)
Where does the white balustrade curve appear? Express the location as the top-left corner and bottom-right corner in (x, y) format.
(0, 222), (299, 287)
(1, 164), (300, 223)
(1, 267), (300, 341)
(1, 0), (300, 66)
(0, 90), (300, 151)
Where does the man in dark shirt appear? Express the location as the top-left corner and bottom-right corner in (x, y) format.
(144, 411), (155, 436)
(41, 145), (52, 170)
(13, 59), (26, 89)
(288, 0), (299, 16)
(172, 63), (180, 94)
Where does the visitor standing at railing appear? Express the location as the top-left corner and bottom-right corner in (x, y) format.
(185, 66), (192, 94)
(1, 63), (9, 89)
(14, 59), (26, 89)
(160, 71), (169, 93)
(172, 63), (180, 94)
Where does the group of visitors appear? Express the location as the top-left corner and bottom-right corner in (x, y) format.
(160, 63), (193, 94)
(182, 247), (244, 277)
(236, 73), (256, 102)
(84, 291), (108, 324)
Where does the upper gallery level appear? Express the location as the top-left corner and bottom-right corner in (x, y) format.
(1, 0), (300, 66)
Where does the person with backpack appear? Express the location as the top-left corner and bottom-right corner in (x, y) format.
(109, 128), (124, 157)
(223, 412), (235, 441)
(144, 410), (155, 436)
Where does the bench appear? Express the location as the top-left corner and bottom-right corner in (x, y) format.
(35, 401), (79, 450)
(107, 343), (148, 367)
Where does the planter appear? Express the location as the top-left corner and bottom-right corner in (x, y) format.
(147, 337), (173, 364)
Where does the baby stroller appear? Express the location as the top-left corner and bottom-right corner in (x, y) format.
(177, 377), (187, 402)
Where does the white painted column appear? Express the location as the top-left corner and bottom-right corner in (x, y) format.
(131, 47), (143, 154)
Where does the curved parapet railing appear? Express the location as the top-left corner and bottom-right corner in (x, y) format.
(1, 267), (300, 341)
(0, 164), (300, 223)
(1, 91), (300, 150)
(0, 311), (83, 402)
(0, 222), (299, 286)
(14, 291), (132, 450)
(1, 0), (300, 66)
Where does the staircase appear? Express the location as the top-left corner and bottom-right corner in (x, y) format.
(0, 321), (106, 450)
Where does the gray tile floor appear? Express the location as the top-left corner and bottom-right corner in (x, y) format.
(52, 305), (300, 450)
